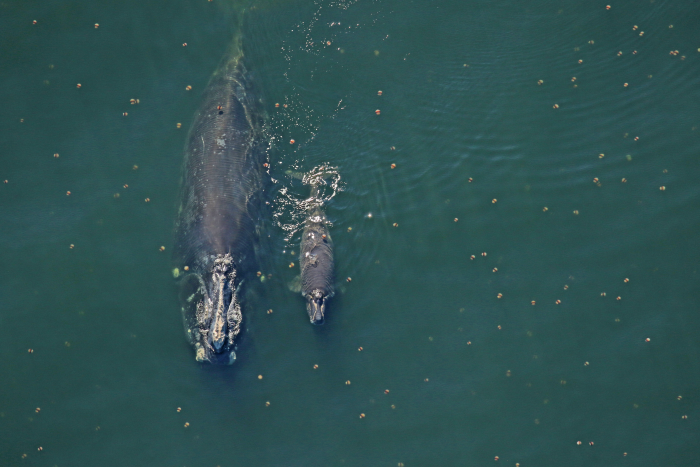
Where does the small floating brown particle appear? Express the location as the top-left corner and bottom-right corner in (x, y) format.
(184, 266), (189, 271)
(616, 296), (621, 300)
(497, 293), (503, 299)
(94, 23), (99, 28)
(77, 83), (81, 88)
(553, 104), (559, 109)
(177, 407), (181, 412)
(623, 83), (628, 87)
(494, 456), (499, 461)
(186, 85), (192, 91)
(159, 246), (165, 252)
(593, 178), (599, 183)
(606, 5), (610, 9)
(390, 163), (396, 169)
(599, 153), (605, 158)
(289, 139), (295, 144)
(177, 123), (182, 128)
(358, 346), (363, 351)
(345, 380), (351, 385)
(577, 441), (582, 445)
(537, 79), (543, 85)
(424, 378), (429, 382)
(470, 255), (475, 260)
(66, 191), (71, 196)
(531, 300), (536, 305)
(378, 90), (382, 96)
(584, 361), (590, 366)
(624, 278), (629, 283)
(123, 112), (128, 117)
(622, 178), (627, 183)
(454, 218), (458, 222)
(289, 262), (294, 268)
(660, 186), (666, 191)
(646, 337), (651, 342)
(482, 252), (487, 256)
(37, 447), (43, 451)
(492, 198), (497, 203)
(184, 422), (189, 427)
(573, 210), (579, 215)
(393, 223), (398, 227)
(33, 20), (37, 24)
(384, 389), (390, 394)
(555, 299), (561, 304)
(265, 401), (271, 407)
(267, 309), (273, 314)
(346, 277), (352, 282)
(313, 364), (318, 369)
(359, 413), (365, 418)
(493, 268), (498, 272)
(69, 244), (75, 249)
(578, 59), (583, 63)
(182, 43), (187, 47)
(54, 153), (59, 158)
(144, 198), (150, 202)
(35, 407), (40, 413)
(617, 51), (623, 56)
(375, 109), (381, 115)
(258, 374), (263, 379)
(28, 348), (33, 353)
(275, 103), (279, 108)
(133, 165), (138, 170)
(468, 177), (473, 182)
(543, 206), (548, 211)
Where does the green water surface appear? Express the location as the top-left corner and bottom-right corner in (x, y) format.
(1, 0), (700, 465)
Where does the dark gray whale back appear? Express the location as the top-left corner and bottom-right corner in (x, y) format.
(299, 187), (334, 324)
(173, 52), (263, 364)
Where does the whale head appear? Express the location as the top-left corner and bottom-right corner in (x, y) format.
(305, 289), (327, 325)
(179, 254), (241, 364)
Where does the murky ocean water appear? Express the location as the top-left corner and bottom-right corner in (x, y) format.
(2, 0), (700, 465)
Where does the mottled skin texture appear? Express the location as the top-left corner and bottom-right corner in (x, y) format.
(300, 190), (334, 324)
(173, 53), (263, 364)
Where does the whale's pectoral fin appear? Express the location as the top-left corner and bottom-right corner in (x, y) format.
(288, 275), (302, 294)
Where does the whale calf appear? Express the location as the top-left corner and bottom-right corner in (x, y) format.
(172, 44), (264, 364)
(299, 182), (335, 324)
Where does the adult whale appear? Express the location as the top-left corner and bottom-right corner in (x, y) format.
(172, 40), (264, 364)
